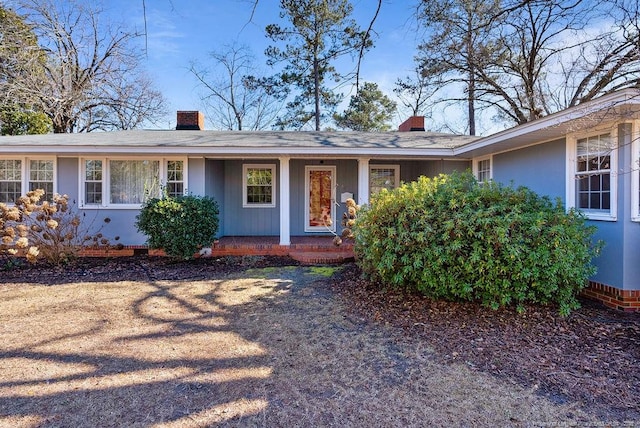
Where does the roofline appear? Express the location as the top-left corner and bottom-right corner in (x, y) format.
(0, 145), (460, 158)
(454, 88), (640, 156)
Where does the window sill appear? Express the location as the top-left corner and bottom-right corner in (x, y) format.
(242, 204), (276, 209)
(80, 204), (143, 210)
(582, 212), (617, 222)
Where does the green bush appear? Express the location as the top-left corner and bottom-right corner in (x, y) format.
(136, 195), (219, 259)
(354, 171), (601, 315)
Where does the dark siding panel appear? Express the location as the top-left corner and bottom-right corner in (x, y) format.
(223, 160), (279, 236)
(205, 159), (225, 237)
(58, 157), (79, 200)
(187, 158), (205, 196)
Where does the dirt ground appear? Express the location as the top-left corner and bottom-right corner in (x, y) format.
(0, 256), (638, 427)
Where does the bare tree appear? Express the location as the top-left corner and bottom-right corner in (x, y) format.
(11, 0), (166, 133)
(416, 0), (503, 135)
(189, 44), (282, 130)
(416, 0), (640, 130)
(393, 67), (439, 118)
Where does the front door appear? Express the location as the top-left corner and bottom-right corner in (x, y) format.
(305, 165), (336, 232)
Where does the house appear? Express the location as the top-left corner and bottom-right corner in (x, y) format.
(2, 89), (640, 311)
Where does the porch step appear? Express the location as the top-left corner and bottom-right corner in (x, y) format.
(289, 251), (354, 265)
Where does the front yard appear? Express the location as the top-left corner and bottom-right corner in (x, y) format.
(0, 256), (638, 427)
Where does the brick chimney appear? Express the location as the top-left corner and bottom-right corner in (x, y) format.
(176, 111), (204, 130)
(398, 116), (425, 132)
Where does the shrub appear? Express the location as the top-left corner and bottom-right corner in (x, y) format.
(136, 195), (219, 259)
(1, 189), (113, 265)
(354, 171), (601, 315)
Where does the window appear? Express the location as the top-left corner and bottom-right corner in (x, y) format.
(166, 160), (184, 197)
(0, 158), (55, 204)
(81, 158), (185, 208)
(243, 164), (276, 207)
(576, 134), (612, 211)
(475, 157), (492, 183)
(109, 160), (159, 204)
(29, 160), (54, 200)
(84, 160), (103, 204)
(0, 159), (22, 203)
(370, 165), (399, 195)
(567, 131), (617, 220)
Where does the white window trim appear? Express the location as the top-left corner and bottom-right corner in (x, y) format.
(305, 165), (336, 233)
(0, 156), (56, 204)
(79, 157), (187, 209)
(369, 164), (400, 195)
(566, 129), (618, 222)
(473, 156), (492, 182)
(631, 120), (640, 222)
(242, 163), (276, 208)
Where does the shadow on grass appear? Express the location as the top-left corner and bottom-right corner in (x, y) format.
(0, 265), (312, 426)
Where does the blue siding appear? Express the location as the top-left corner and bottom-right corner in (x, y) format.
(187, 158), (206, 196)
(57, 157), (79, 201)
(621, 129), (640, 291)
(372, 159), (470, 183)
(493, 138), (566, 201)
(222, 160), (279, 236)
(205, 159), (225, 237)
(590, 221), (624, 288)
(586, 124), (640, 291)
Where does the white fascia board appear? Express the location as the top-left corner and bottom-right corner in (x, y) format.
(454, 88), (640, 156)
(0, 145), (458, 158)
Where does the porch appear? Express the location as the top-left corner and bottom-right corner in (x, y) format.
(209, 236), (355, 264)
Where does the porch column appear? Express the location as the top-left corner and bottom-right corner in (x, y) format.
(279, 156), (291, 246)
(357, 158), (370, 206)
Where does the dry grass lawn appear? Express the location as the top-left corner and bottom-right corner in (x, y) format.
(0, 263), (606, 427)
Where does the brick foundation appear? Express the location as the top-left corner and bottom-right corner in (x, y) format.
(74, 240), (355, 265)
(582, 281), (640, 312)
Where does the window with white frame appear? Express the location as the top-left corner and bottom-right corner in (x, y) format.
(29, 159), (54, 199)
(80, 158), (185, 207)
(166, 160), (185, 197)
(370, 165), (399, 195)
(475, 157), (492, 183)
(0, 159), (23, 203)
(243, 164), (276, 207)
(0, 158), (55, 203)
(567, 131), (617, 221)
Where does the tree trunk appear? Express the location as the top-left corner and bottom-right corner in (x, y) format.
(314, 56), (320, 131)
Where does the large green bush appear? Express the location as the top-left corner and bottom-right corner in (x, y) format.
(354, 171), (601, 315)
(136, 195), (219, 259)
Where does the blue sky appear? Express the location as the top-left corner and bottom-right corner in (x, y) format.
(106, 0), (426, 130)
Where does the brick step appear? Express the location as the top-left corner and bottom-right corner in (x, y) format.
(289, 251), (354, 265)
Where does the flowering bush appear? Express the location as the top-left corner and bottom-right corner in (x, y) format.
(332, 197), (360, 246)
(1, 189), (114, 266)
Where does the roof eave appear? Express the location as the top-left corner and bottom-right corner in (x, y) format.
(455, 88), (640, 157)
